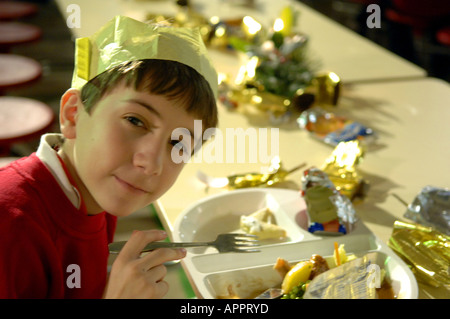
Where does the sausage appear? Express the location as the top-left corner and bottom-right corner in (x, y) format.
(309, 254), (329, 279)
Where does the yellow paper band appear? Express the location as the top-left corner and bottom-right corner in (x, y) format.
(75, 37), (91, 81)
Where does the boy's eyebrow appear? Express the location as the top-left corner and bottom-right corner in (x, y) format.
(125, 98), (162, 119)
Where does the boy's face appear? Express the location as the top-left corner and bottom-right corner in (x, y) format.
(60, 84), (200, 217)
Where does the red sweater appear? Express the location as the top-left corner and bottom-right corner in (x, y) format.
(0, 154), (117, 298)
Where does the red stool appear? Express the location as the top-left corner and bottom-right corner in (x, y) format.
(0, 96), (54, 155)
(436, 27), (450, 47)
(0, 53), (42, 93)
(0, 1), (38, 21)
(0, 22), (42, 52)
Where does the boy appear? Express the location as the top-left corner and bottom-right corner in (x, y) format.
(0, 16), (218, 298)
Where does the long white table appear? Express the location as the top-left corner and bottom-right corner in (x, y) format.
(56, 0), (426, 83)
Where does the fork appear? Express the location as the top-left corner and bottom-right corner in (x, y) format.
(108, 233), (260, 254)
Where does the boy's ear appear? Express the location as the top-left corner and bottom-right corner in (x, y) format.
(59, 88), (83, 139)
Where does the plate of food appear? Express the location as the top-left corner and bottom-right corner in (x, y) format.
(173, 188), (317, 253)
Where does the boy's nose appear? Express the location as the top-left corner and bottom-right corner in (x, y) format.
(132, 141), (164, 176)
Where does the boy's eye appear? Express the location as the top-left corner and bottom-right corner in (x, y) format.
(125, 116), (146, 128)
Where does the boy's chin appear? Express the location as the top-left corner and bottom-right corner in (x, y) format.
(100, 201), (152, 217)
(104, 207), (139, 217)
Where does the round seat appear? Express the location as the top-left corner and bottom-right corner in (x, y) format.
(0, 54), (42, 91)
(436, 27), (450, 46)
(0, 22), (42, 52)
(0, 96), (54, 154)
(0, 1), (38, 20)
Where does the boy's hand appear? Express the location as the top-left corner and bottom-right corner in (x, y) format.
(104, 230), (186, 299)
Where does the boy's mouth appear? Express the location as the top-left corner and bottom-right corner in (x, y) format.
(113, 175), (149, 194)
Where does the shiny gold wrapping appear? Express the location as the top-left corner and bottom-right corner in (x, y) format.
(307, 71), (341, 107)
(227, 158), (305, 189)
(321, 141), (366, 200)
(389, 220), (450, 289)
(221, 71), (340, 118)
(227, 167), (290, 189)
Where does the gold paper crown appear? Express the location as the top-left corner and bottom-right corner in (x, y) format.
(72, 15), (218, 97)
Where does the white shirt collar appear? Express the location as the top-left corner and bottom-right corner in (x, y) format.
(36, 133), (82, 209)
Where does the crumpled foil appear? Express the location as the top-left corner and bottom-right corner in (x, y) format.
(301, 167), (358, 234)
(304, 252), (382, 299)
(388, 220), (450, 290)
(404, 186), (450, 236)
(197, 156), (305, 189)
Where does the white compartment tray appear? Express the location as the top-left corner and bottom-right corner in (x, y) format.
(172, 188), (418, 299)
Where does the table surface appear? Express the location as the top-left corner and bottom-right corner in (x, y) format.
(156, 75), (450, 238)
(55, 0), (426, 84)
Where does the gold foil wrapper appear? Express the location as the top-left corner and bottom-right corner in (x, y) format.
(293, 71), (341, 110)
(227, 158), (305, 189)
(321, 141), (366, 200)
(198, 157), (305, 189)
(389, 220), (450, 289)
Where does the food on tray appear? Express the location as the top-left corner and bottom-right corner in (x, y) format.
(217, 243), (395, 299)
(240, 207), (287, 240)
(275, 243), (395, 299)
(280, 260), (313, 294)
(309, 254), (330, 279)
(273, 257), (292, 278)
(274, 243), (354, 299)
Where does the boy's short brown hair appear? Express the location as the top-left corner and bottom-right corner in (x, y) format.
(80, 59), (218, 131)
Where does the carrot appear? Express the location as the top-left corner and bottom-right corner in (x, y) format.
(334, 242), (341, 266)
